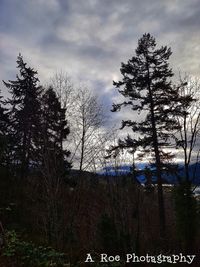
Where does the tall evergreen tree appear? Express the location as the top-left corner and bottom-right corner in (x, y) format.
(39, 87), (71, 246)
(0, 90), (9, 163)
(3, 54), (42, 179)
(112, 33), (192, 236)
(40, 86), (71, 173)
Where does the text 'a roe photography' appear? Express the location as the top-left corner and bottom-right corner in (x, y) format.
(85, 253), (196, 264)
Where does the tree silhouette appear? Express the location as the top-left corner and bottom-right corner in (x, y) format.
(69, 86), (105, 171)
(3, 54), (42, 179)
(0, 90), (9, 164)
(38, 86), (71, 246)
(40, 86), (71, 172)
(112, 33), (190, 236)
(174, 74), (200, 182)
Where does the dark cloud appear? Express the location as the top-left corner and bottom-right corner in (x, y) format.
(1, 0), (200, 105)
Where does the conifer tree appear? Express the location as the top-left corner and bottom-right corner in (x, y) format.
(112, 33), (191, 236)
(39, 87), (71, 245)
(0, 90), (9, 163)
(3, 54), (42, 179)
(40, 86), (71, 173)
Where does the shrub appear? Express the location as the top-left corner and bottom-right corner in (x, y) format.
(2, 230), (69, 266)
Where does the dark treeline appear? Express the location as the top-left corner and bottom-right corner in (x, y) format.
(1, 54), (71, 180)
(0, 34), (200, 267)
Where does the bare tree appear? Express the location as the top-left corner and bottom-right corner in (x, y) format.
(175, 74), (200, 182)
(91, 128), (118, 174)
(70, 86), (105, 171)
(50, 71), (75, 113)
(50, 73), (107, 172)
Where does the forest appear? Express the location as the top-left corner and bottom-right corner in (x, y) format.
(0, 33), (200, 266)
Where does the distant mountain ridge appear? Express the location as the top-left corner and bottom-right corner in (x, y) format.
(98, 163), (200, 185)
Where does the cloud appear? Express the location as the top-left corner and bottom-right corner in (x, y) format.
(1, 0), (200, 122)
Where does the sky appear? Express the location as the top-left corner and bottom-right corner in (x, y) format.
(1, 0), (200, 136)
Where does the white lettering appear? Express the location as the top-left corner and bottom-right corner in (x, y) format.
(85, 253), (94, 262)
(187, 255), (196, 265)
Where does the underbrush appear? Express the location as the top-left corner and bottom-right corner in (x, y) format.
(2, 230), (69, 267)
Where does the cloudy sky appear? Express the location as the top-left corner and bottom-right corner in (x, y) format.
(1, 0), (200, 116)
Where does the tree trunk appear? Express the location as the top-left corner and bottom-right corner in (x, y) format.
(79, 128), (85, 171)
(147, 60), (166, 237)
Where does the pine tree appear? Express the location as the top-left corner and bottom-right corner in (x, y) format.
(39, 87), (71, 246)
(112, 33), (191, 236)
(40, 86), (71, 174)
(0, 90), (9, 163)
(3, 54), (42, 179)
